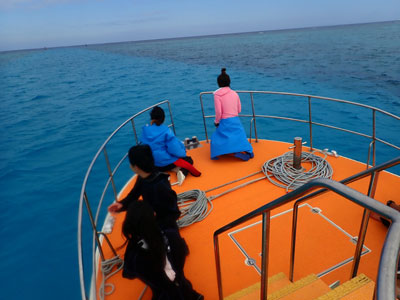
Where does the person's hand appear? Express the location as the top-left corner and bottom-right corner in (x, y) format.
(108, 202), (123, 215)
(214, 122), (219, 127)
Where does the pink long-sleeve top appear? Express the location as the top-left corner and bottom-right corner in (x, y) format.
(213, 87), (241, 124)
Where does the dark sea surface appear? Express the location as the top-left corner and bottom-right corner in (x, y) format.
(0, 21), (399, 300)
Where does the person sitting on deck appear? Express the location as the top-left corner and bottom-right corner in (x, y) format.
(108, 144), (180, 231)
(141, 106), (201, 185)
(121, 200), (203, 300)
(210, 68), (254, 161)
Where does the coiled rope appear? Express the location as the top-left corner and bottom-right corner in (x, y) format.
(177, 189), (213, 228)
(177, 171), (265, 228)
(177, 151), (333, 226)
(99, 255), (124, 299)
(262, 151), (333, 192)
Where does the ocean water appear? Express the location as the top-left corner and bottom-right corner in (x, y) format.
(0, 21), (399, 300)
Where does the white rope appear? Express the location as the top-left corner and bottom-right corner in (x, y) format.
(262, 151), (333, 192)
(99, 255), (124, 299)
(177, 189), (213, 228)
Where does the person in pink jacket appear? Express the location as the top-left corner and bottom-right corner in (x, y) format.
(211, 68), (254, 161)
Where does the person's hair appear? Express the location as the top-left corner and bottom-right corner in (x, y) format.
(150, 106), (165, 126)
(217, 68), (231, 87)
(122, 201), (166, 270)
(128, 144), (155, 173)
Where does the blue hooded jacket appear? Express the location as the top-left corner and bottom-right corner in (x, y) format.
(141, 124), (186, 167)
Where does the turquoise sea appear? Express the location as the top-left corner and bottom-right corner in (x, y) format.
(0, 21), (399, 300)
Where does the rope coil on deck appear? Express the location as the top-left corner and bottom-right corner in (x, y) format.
(177, 189), (213, 228)
(99, 255), (124, 299)
(262, 151), (333, 192)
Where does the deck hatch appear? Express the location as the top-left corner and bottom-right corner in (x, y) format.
(227, 203), (371, 279)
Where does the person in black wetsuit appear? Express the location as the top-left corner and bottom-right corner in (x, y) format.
(108, 144), (180, 230)
(121, 201), (203, 300)
(107, 144), (203, 299)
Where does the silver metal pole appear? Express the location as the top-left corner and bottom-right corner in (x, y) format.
(250, 92), (258, 142)
(84, 192), (105, 261)
(260, 211), (271, 300)
(308, 96), (313, 151)
(350, 171), (379, 278)
(103, 147), (118, 202)
(372, 110), (376, 167)
(200, 94), (210, 143)
(131, 119), (138, 145)
(167, 101), (176, 135)
(289, 202), (300, 282)
(214, 234), (224, 300)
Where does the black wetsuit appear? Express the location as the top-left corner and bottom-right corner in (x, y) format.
(119, 172), (180, 229)
(118, 172), (203, 299)
(122, 227), (202, 300)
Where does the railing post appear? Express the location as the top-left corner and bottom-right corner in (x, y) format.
(249, 118), (254, 143)
(289, 202), (300, 282)
(103, 147), (118, 202)
(366, 141), (374, 169)
(214, 234), (224, 300)
(250, 92), (258, 142)
(130, 119), (139, 145)
(350, 171), (380, 278)
(167, 101), (176, 135)
(83, 192), (105, 261)
(308, 96), (313, 151)
(260, 211), (271, 300)
(372, 109), (376, 167)
(200, 94), (210, 143)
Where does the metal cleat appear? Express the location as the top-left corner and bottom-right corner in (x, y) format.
(184, 136), (200, 150)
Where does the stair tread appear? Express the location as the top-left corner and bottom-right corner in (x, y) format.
(224, 272), (290, 300)
(224, 273), (375, 300)
(316, 273), (373, 300)
(270, 275), (330, 300)
(341, 281), (374, 300)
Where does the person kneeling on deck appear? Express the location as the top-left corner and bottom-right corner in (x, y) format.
(210, 68), (254, 161)
(121, 201), (203, 300)
(141, 106), (201, 186)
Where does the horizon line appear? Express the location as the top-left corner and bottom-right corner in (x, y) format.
(1, 19), (399, 54)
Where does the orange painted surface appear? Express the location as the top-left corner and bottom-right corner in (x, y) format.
(96, 140), (400, 300)
(341, 281), (375, 299)
(279, 279), (330, 300)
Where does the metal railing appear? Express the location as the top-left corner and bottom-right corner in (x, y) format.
(213, 157), (400, 300)
(77, 100), (174, 300)
(200, 91), (400, 167)
(78, 91), (400, 300)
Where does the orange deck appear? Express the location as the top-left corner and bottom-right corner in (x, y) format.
(97, 140), (400, 299)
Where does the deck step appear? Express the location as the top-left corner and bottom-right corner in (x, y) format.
(224, 272), (291, 300)
(268, 274), (330, 300)
(224, 273), (374, 300)
(316, 273), (373, 300)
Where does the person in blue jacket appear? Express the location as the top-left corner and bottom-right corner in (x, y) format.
(141, 106), (201, 185)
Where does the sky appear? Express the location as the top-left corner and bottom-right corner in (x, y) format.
(0, 0), (399, 52)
